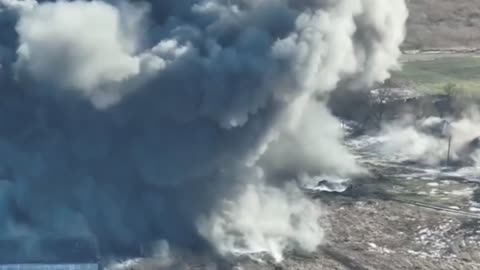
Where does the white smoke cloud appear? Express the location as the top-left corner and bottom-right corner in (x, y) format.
(380, 124), (449, 164)
(197, 178), (323, 262)
(15, 0), (146, 107)
(194, 0), (406, 260)
(353, 0), (407, 84)
(0, 0), (36, 13)
(0, 0), (408, 262)
(262, 98), (364, 178)
(379, 113), (480, 165)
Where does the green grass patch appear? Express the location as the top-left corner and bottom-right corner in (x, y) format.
(392, 56), (480, 94)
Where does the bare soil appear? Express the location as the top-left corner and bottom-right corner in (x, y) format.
(111, 190), (480, 270)
(405, 0), (480, 50)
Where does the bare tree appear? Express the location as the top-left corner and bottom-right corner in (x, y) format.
(443, 82), (458, 97)
(368, 80), (394, 129)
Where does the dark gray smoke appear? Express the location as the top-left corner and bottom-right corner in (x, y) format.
(0, 0), (407, 262)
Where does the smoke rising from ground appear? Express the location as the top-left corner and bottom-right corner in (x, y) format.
(197, 180), (323, 262)
(0, 0), (407, 261)
(379, 111), (480, 166)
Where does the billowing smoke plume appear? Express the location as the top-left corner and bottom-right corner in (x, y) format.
(379, 110), (480, 166)
(0, 0), (407, 262)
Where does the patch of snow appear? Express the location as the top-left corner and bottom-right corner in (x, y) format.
(106, 259), (142, 270)
(450, 188), (474, 196)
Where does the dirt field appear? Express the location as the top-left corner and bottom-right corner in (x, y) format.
(113, 197), (480, 270)
(405, 0), (480, 49)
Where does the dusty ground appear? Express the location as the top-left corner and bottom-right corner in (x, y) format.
(405, 0), (480, 49)
(319, 197), (480, 270)
(108, 131), (480, 270)
(225, 195), (480, 270)
(109, 181), (480, 270)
